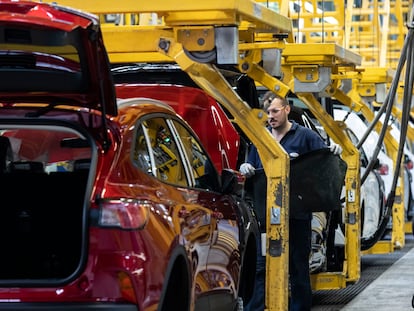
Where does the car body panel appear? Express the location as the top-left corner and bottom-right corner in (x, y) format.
(115, 84), (240, 173)
(0, 94), (255, 311)
(333, 108), (394, 199)
(343, 126), (387, 245)
(379, 114), (414, 216)
(0, 0), (117, 115)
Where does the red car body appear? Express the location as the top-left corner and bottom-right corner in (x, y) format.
(115, 84), (241, 173)
(0, 2), (258, 310)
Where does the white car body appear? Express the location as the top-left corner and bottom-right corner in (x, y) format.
(333, 108), (391, 246)
(333, 109), (394, 201)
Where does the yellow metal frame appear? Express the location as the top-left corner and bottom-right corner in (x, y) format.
(282, 46), (407, 258)
(346, 67), (407, 252)
(337, 85), (406, 253)
(281, 43), (362, 290)
(256, 0), (346, 46)
(258, 0), (410, 70)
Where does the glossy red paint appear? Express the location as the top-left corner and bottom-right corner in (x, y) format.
(0, 0), (117, 115)
(0, 98), (257, 311)
(116, 84), (241, 172)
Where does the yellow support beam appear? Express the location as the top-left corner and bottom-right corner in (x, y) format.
(281, 42), (362, 290)
(43, 0), (295, 42)
(334, 85), (406, 252)
(359, 68), (414, 237)
(180, 62), (291, 311)
(362, 240), (396, 254)
(347, 67), (407, 252)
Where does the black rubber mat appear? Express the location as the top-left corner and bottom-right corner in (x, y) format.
(311, 235), (414, 310)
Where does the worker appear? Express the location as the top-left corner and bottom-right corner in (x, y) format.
(240, 93), (342, 311)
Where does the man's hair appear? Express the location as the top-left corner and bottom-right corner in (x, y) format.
(262, 91), (274, 103)
(263, 92), (289, 111)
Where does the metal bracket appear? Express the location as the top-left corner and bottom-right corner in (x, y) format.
(292, 66), (332, 93)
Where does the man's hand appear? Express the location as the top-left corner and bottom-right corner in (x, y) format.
(329, 143), (343, 155)
(240, 163), (255, 177)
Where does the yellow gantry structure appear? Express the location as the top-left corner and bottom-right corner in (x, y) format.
(257, 0), (411, 70)
(262, 0), (413, 251)
(344, 67), (407, 253)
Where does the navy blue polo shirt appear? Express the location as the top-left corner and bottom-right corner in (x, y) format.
(246, 121), (328, 219)
(247, 120), (328, 169)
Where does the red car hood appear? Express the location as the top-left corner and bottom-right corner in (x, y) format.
(0, 0), (117, 116)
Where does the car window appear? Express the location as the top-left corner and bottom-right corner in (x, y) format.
(134, 117), (188, 187)
(133, 125), (152, 174)
(172, 120), (220, 192)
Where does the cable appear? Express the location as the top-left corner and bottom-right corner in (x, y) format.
(359, 22), (414, 186)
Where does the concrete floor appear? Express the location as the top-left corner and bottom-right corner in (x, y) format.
(311, 235), (414, 311)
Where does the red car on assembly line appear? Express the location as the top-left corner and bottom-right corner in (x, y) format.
(0, 2), (259, 311)
(115, 83), (241, 173)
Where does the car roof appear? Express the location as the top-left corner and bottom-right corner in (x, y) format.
(115, 83), (241, 171)
(333, 107), (393, 165)
(0, 0), (117, 116)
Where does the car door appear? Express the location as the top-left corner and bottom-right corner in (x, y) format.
(135, 114), (240, 309)
(168, 118), (241, 309)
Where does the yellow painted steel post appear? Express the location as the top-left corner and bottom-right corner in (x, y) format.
(281, 42), (362, 290)
(295, 93), (362, 286)
(237, 45), (291, 99)
(165, 47), (291, 310)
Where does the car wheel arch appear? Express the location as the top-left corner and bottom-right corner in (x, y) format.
(158, 245), (192, 311)
(238, 232), (258, 305)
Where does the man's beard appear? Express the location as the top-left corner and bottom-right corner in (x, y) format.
(269, 118), (279, 129)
